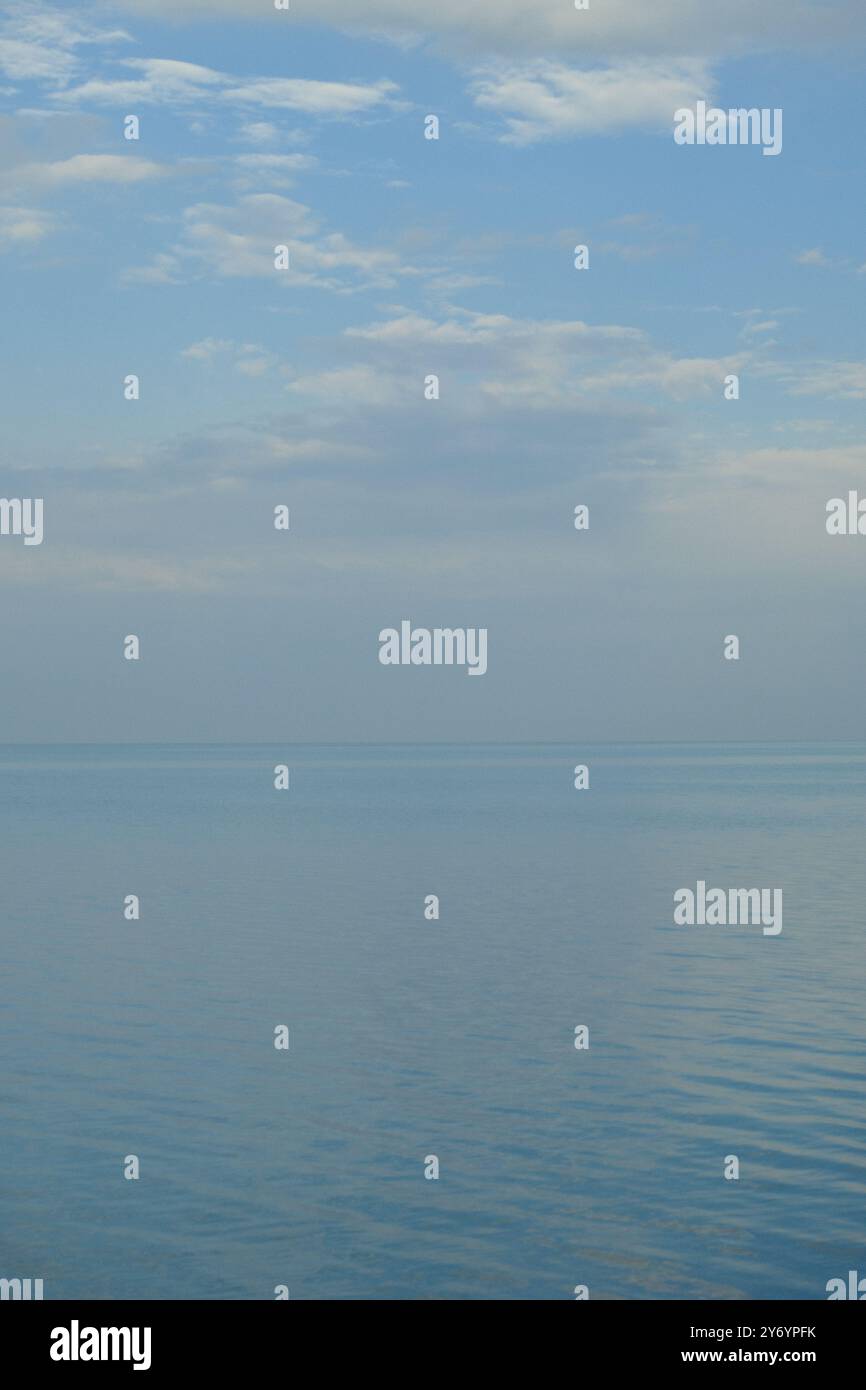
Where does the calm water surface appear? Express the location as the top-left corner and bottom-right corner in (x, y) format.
(2, 743), (865, 1299)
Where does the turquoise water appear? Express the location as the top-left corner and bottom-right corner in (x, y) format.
(2, 743), (865, 1299)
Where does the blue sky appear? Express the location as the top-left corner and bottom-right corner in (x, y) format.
(1, 1), (865, 742)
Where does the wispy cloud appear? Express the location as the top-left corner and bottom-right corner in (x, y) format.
(126, 191), (428, 291)
(181, 338), (277, 375)
(794, 247), (834, 267)
(110, 0), (864, 60)
(468, 58), (713, 143)
(0, 2), (131, 85)
(0, 201), (55, 246)
(55, 57), (403, 118)
(14, 153), (169, 186)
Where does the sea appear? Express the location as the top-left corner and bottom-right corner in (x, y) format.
(2, 742), (864, 1299)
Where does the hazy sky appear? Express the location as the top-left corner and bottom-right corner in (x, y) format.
(1, 0), (865, 742)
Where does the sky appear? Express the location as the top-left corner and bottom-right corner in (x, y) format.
(0, 0), (865, 743)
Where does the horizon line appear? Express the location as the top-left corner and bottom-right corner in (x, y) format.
(0, 739), (862, 749)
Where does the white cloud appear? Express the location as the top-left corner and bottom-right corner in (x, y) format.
(236, 121), (279, 145)
(235, 354), (271, 377)
(795, 248), (833, 267)
(15, 154), (168, 186)
(573, 353), (745, 402)
(122, 252), (183, 285)
(469, 58), (713, 143)
(181, 338), (235, 361)
(182, 307), (728, 410)
(286, 363), (405, 408)
(329, 307), (745, 406)
(0, 37), (78, 82)
(742, 319), (780, 337)
(182, 338), (276, 375)
(182, 306), (738, 411)
(347, 308), (642, 350)
(773, 361), (866, 401)
(425, 271), (501, 293)
(0, 3), (130, 84)
(0, 203), (55, 246)
(58, 58), (223, 106)
(56, 57), (401, 118)
(111, 0), (862, 60)
(234, 154), (315, 171)
(132, 192), (418, 291)
(232, 152), (317, 187)
(221, 76), (400, 115)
